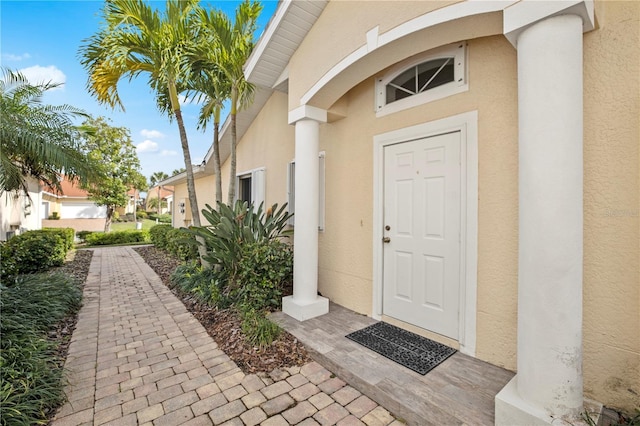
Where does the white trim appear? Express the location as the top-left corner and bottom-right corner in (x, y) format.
(288, 105), (328, 125)
(503, 0), (595, 46)
(235, 167), (266, 207)
(244, 0), (292, 80)
(372, 110), (478, 356)
(375, 43), (468, 117)
(300, 1), (517, 106)
(287, 152), (326, 231)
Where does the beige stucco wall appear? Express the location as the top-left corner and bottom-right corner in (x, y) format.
(218, 91), (295, 209)
(172, 173), (216, 228)
(314, 36), (519, 371)
(288, 0), (503, 110)
(285, 0), (638, 411)
(181, 0), (638, 411)
(173, 91), (295, 229)
(582, 0), (639, 411)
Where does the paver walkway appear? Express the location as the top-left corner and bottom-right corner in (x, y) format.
(53, 247), (401, 426)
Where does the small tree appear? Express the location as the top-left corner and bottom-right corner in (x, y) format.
(80, 117), (144, 232)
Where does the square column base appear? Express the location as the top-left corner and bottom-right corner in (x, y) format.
(282, 295), (329, 321)
(495, 376), (602, 426)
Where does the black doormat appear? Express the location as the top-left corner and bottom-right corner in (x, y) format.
(346, 322), (457, 375)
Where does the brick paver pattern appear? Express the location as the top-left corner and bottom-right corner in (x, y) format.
(52, 247), (401, 426)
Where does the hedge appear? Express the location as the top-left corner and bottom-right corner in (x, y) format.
(42, 227), (75, 251)
(84, 230), (150, 246)
(1, 230), (68, 279)
(150, 225), (198, 262)
(149, 224), (172, 247)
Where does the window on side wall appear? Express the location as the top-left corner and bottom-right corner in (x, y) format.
(375, 42), (467, 116)
(236, 168), (265, 207)
(287, 152), (325, 231)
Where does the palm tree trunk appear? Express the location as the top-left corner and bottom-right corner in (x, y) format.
(174, 109), (201, 228)
(174, 108), (209, 267)
(228, 87), (238, 203)
(213, 120), (222, 205)
(227, 112), (237, 203)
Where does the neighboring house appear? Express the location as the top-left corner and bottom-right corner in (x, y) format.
(116, 188), (141, 217)
(162, 1), (639, 423)
(0, 177), (108, 239)
(0, 177), (45, 240)
(41, 178), (106, 232)
(145, 185), (174, 215)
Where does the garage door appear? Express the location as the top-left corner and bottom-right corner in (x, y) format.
(60, 202), (107, 219)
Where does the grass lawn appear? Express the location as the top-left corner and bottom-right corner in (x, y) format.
(110, 218), (163, 231)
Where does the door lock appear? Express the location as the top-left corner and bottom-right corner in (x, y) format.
(382, 237), (391, 243)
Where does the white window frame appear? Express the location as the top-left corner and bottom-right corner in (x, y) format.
(287, 152), (325, 231)
(235, 167), (266, 208)
(375, 42), (468, 117)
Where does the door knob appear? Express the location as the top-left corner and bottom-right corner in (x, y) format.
(382, 237), (391, 243)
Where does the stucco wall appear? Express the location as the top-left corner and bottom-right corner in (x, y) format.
(288, 0), (502, 110)
(0, 178), (43, 240)
(582, 0), (639, 411)
(181, 0), (638, 412)
(172, 173), (216, 228)
(173, 91), (295, 229)
(219, 91), (295, 208)
(314, 36), (519, 371)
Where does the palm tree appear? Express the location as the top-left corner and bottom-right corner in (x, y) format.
(149, 171), (169, 215)
(197, 0), (262, 202)
(78, 0), (204, 230)
(186, 21), (230, 205)
(0, 68), (95, 193)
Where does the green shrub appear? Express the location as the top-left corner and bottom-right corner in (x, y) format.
(137, 210), (148, 219)
(233, 240), (293, 312)
(85, 230), (150, 246)
(191, 201), (293, 293)
(150, 225), (198, 261)
(76, 230), (93, 242)
(0, 273), (82, 426)
(239, 308), (281, 348)
(47, 211), (60, 220)
(149, 213), (171, 223)
(169, 262), (220, 304)
(0, 230), (67, 279)
(149, 224), (172, 247)
(42, 227), (75, 251)
(166, 228), (198, 262)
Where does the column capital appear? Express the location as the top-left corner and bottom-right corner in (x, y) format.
(288, 105), (327, 125)
(503, 0), (595, 47)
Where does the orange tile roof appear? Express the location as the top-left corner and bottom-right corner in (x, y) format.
(43, 177), (90, 197)
(147, 185), (174, 199)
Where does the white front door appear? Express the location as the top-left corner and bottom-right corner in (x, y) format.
(382, 131), (461, 339)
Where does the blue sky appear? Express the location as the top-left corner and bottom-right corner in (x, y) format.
(1, 0), (278, 182)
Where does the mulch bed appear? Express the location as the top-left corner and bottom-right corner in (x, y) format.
(133, 245), (311, 374)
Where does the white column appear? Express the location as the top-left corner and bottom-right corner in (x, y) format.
(496, 13), (591, 426)
(282, 106), (329, 321)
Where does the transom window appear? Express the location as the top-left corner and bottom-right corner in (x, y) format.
(376, 43), (467, 115)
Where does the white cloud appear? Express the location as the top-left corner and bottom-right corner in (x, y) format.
(18, 65), (66, 89)
(140, 129), (165, 139)
(3, 52), (31, 62)
(179, 93), (201, 105)
(136, 140), (159, 153)
(160, 150), (178, 157)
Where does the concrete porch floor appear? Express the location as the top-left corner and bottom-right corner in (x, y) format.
(271, 304), (515, 426)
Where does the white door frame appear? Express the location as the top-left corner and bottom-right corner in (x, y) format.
(372, 110), (478, 356)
